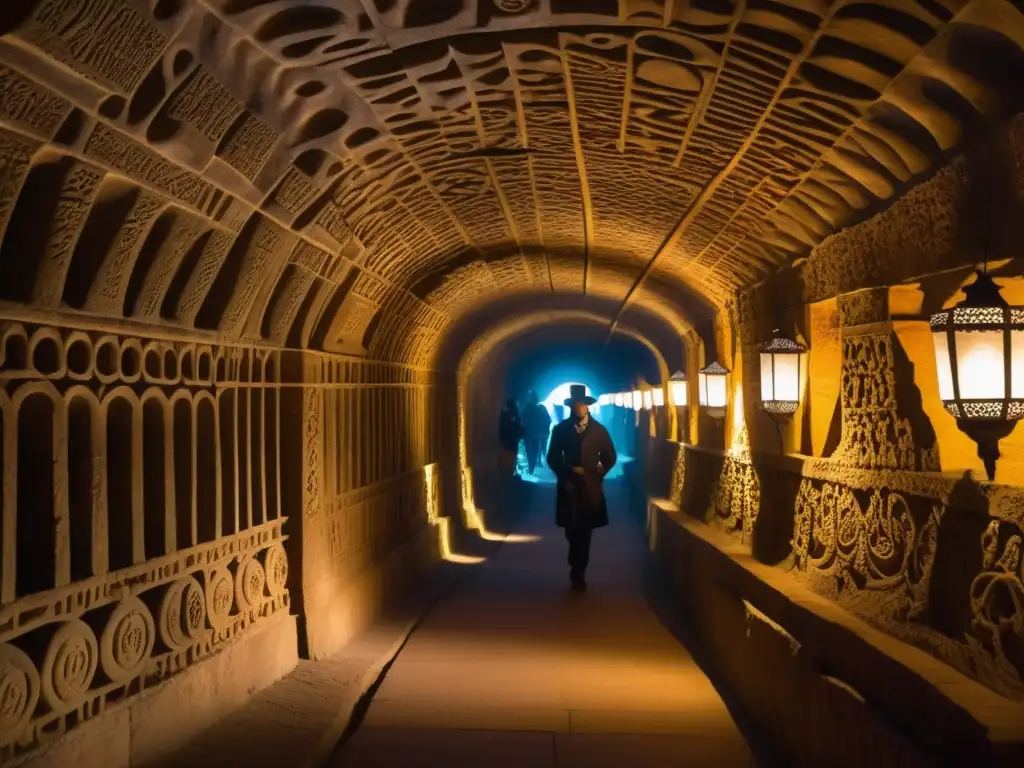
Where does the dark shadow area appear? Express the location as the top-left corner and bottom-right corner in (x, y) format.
(750, 460), (800, 567)
(642, 546), (782, 768)
(891, 334), (939, 469)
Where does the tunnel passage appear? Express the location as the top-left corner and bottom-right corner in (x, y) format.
(2, 0), (1024, 766)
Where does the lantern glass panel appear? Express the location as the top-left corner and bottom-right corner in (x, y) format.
(653, 388), (665, 407)
(774, 353), (800, 402)
(700, 372), (727, 409)
(669, 380), (687, 407)
(955, 329), (1005, 399)
(632, 390), (642, 411)
(933, 331), (955, 401)
(643, 390), (653, 409)
(760, 353), (775, 401)
(1013, 328), (1024, 398)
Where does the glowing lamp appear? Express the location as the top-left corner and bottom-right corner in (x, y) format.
(668, 370), (688, 408)
(698, 361), (729, 420)
(613, 392), (624, 407)
(758, 331), (806, 417)
(930, 270), (1024, 481)
(652, 388), (665, 407)
(643, 390), (653, 410)
(598, 394), (610, 406)
(631, 390), (643, 411)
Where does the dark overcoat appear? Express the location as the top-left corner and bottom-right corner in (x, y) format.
(546, 417), (617, 529)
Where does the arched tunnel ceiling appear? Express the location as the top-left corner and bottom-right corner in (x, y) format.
(1, 0), (1023, 366)
(432, 292), (687, 373)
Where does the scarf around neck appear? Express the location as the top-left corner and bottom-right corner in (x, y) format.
(574, 412), (590, 434)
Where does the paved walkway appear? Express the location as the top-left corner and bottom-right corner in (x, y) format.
(329, 476), (754, 767)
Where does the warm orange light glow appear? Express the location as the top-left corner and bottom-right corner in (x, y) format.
(426, 465), (485, 565)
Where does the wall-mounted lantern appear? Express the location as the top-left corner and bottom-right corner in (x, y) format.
(698, 361), (729, 421)
(652, 388), (665, 407)
(759, 330), (806, 417)
(643, 389), (653, 410)
(930, 270), (1023, 481)
(613, 392), (624, 407)
(598, 394), (611, 406)
(631, 390), (643, 411)
(668, 370), (688, 408)
(758, 330), (807, 453)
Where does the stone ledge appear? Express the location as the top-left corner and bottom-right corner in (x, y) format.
(647, 496), (1024, 766)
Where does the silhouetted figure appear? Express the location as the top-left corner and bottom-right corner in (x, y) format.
(521, 390), (552, 475)
(498, 399), (525, 476)
(546, 385), (617, 591)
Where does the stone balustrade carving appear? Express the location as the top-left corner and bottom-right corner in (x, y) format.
(655, 436), (1024, 703)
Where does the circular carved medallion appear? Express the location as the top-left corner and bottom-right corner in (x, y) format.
(262, 543), (288, 596)
(100, 597), (155, 684)
(241, 558), (266, 608)
(206, 569), (235, 631)
(158, 576), (206, 650)
(40, 619), (98, 711)
(0, 642), (40, 746)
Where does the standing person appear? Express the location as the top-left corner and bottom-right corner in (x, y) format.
(521, 390), (552, 475)
(498, 399), (525, 476)
(546, 385), (617, 591)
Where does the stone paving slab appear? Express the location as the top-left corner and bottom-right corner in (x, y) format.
(143, 559), (479, 768)
(331, 478), (755, 767)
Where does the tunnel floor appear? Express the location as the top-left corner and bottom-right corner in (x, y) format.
(329, 477), (754, 767)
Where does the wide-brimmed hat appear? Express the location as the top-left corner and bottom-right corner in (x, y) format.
(563, 384), (597, 406)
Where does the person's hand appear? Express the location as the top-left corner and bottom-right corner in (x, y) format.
(571, 466), (585, 475)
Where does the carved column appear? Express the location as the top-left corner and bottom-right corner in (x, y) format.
(833, 287), (939, 472)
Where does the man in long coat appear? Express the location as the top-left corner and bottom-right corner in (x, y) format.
(546, 384), (617, 591)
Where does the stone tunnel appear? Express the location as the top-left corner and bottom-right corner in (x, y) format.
(1, 0), (1024, 765)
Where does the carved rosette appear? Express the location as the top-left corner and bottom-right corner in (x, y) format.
(206, 569), (235, 631)
(100, 597), (156, 684)
(40, 619), (98, 711)
(234, 557), (267, 611)
(158, 577), (207, 650)
(262, 544), (288, 597)
(0, 642), (40, 747)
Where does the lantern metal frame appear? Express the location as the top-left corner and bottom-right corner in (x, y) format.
(698, 361), (730, 421)
(929, 270), (1024, 481)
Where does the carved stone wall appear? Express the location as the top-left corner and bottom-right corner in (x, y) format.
(0, 322), (290, 761)
(294, 353), (458, 659)
(653, 436), (1024, 704)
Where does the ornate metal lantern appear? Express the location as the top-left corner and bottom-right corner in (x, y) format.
(613, 392), (624, 407)
(930, 270), (1024, 481)
(652, 388), (665, 407)
(698, 361), (729, 420)
(758, 330), (806, 417)
(598, 394), (611, 406)
(668, 370), (688, 408)
(643, 389), (653, 410)
(631, 389), (643, 411)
